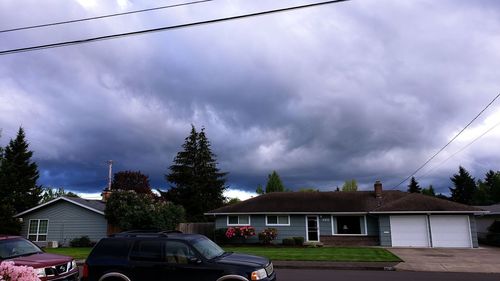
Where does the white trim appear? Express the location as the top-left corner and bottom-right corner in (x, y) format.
(15, 197), (104, 217)
(305, 215), (320, 242)
(206, 212), (368, 215)
(27, 219), (49, 242)
(265, 215), (291, 226)
(227, 215), (251, 226)
(467, 215), (474, 248)
(331, 215), (368, 236)
(370, 211), (488, 214)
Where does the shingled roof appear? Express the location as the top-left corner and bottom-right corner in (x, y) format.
(206, 191), (485, 214)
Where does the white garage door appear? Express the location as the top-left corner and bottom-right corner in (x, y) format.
(430, 215), (472, 248)
(390, 215), (430, 247)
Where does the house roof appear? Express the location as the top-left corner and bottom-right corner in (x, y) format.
(206, 191), (486, 215)
(14, 196), (106, 217)
(475, 203), (500, 215)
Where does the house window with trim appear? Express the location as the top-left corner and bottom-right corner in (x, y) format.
(266, 215), (290, 226)
(227, 215), (250, 226)
(28, 219), (48, 242)
(335, 216), (365, 235)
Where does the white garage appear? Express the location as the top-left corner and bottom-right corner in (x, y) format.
(390, 215), (430, 247)
(390, 215), (472, 248)
(429, 215), (472, 248)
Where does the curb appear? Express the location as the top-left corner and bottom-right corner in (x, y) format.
(272, 261), (400, 271)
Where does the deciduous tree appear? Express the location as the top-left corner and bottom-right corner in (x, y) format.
(342, 179), (358, 191)
(111, 170), (152, 194)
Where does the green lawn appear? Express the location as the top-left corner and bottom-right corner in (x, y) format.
(45, 247), (93, 260)
(45, 246), (400, 262)
(223, 247), (401, 262)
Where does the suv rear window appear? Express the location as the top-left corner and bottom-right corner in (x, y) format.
(91, 239), (132, 259)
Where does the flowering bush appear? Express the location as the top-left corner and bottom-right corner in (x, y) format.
(225, 226), (256, 240)
(0, 261), (40, 281)
(258, 228), (278, 244)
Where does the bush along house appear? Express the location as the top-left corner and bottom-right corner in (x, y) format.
(205, 181), (488, 248)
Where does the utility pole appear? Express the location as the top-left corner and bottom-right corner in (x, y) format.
(107, 160), (113, 190)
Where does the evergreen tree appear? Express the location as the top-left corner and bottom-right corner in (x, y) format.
(342, 179), (358, 191)
(111, 170), (152, 194)
(484, 170), (500, 203)
(421, 185), (436, 196)
(449, 166), (477, 204)
(472, 181), (493, 205)
(0, 127), (42, 213)
(407, 177), (421, 193)
(255, 184), (264, 195)
(265, 171), (285, 193)
(41, 187), (80, 203)
(165, 126), (227, 222)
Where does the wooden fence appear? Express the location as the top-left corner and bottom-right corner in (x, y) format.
(177, 223), (215, 238)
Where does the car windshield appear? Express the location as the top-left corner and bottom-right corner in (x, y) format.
(191, 237), (225, 260)
(0, 238), (43, 259)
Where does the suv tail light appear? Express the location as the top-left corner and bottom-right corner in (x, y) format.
(82, 263), (89, 279)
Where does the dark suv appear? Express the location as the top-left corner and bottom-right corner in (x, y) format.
(82, 231), (276, 281)
(0, 235), (79, 281)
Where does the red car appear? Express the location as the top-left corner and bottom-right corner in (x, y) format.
(0, 235), (79, 281)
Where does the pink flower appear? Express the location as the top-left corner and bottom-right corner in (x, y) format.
(0, 261), (40, 281)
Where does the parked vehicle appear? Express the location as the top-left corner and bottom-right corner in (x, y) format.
(0, 235), (79, 281)
(82, 231), (276, 281)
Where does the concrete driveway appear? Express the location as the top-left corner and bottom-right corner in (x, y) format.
(388, 246), (500, 273)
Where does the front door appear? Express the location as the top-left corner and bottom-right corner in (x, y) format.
(306, 216), (319, 242)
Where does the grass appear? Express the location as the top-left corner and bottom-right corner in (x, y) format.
(45, 246), (401, 262)
(223, 246), (401, 262)
(44, 247), (93, 260)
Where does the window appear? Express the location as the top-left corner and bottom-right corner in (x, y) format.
(266, 215), (290, 226)
(130, 240), (163, 261)
(334, 216), (365, 235)
(165, 241), (196, 264)
(28, 219), (48, 242)
(227, 215), (250, 226)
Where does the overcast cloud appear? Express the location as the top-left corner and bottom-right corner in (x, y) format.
(1, 0), (500, 197)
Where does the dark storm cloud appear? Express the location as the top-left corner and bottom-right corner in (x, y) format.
(1, 0), (500, 196)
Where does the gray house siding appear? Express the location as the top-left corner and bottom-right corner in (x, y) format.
(19, 200), (107, 247)
(378, 215), (392, 247)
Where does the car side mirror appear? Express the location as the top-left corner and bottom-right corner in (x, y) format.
(188, 257), (202, 264)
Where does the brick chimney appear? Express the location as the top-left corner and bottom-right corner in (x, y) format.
(101, 188), (112, 202)
(374, 180), (383, 198)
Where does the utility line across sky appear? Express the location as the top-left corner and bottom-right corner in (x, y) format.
(0, 0), (214, 34)
(0, 0), (350, 56)
(393, 92), (500, 189)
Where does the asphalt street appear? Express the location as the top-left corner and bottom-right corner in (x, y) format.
(275, 269), (500, 281)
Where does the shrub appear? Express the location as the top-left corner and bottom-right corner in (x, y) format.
(282, 238), (295, 246)
(0, 261), (40, 281)
(292, 236), (304, 246)
(258, 228), (278, 245)
(70, 236), (93, 247)
(225, 226), (256, 242)
(214, 228), (228, 244)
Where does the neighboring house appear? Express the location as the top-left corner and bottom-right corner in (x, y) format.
(206, 181), (487, 248)
(14, 196), (107, 247)
(475, 203), (500, 240)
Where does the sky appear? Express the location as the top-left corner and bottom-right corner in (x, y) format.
(1, 0), (500, 199)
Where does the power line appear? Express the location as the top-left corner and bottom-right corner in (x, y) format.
(0, 0), (350, 56)
(0, 0), (214, 34)
(419, 120), (500, 179)
(393, 92), (500, 189)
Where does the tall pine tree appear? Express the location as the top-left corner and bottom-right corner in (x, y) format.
(485, 170), (500, 203)
(265, 171), (285, 193)
(165, 126), (227, 222)
(449, 166), (477, 204)
(0, 128), (42, 234)
(407, 177), (421, 193)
